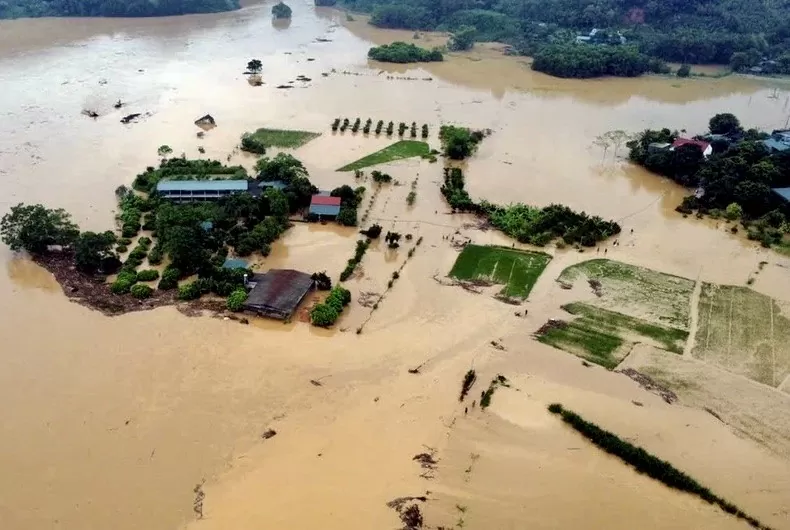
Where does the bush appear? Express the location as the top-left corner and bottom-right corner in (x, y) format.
(138, 236), (152, 248)
(178, 282), (201, 300)
(368, 41), (443, 63)
(310, 303), (339, 327)
(362, 224), (382, 238)
(337, 206), (358, 226)
(240, 134), (267, 154)
(116, 244), (128, 253)
(226, 289), (248, 311)
(147, 244), (164, 265)
(725, 202), (743, 221)
(158, 267), (180, 290)
(677, 64), (691, 77)
(121, 224), (139, 238)
(459, 369), (477, 401)
(130, 284), (153, 299)
(137, 269), (160, 281)
(118, 237), (132, 245)
(110, 271), (138, 294)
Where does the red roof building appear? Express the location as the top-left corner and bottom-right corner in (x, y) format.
(309, 194), (342, 218)
(671, 138), (712, 156)
(310, 195), (342, 206)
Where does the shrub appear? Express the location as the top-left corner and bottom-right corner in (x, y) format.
(158, 267), (180, 290)
(118, 237), (132, 245)
(725, 202), (743, 221)
(116, 244), (128, 253)
(130, 284), (153, 299)
(677, 64), (691, 77)
(240, 134), (267, 154)
(311, 271), (332, 290)
(310, 303), (339, 327)
(110, 271), (138, 294)
(362, 224), (382, 238)
(121, 224), (139, 238)
(138, 236), (152, 248)
(137, 269), (160, 282)
(226, 289), (248, 311)
(147, 244), (164, 265)
(178, 282), (201, 300)
(459, 369), (477, 401)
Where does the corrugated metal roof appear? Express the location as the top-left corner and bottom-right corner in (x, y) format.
(309, 204), (341, 216)
(311, 195), (342, 206)
(243, 269), (314, 318)
(157, 179), (248, 192)
(259, 180), (287, 190)
(222, 258), (248, 269)
(763, 139), (790, 152)
(773, 187), (790, 202)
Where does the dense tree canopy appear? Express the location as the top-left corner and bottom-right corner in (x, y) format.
(338, 0), (790, 73)
(531, 44), (666, 78)
(271, 1), (291, 19)
(0, 0), (239, 19)
(75, 230), (118, 274)
(1, 203), (79, 253)
(368, 42), (443, 63)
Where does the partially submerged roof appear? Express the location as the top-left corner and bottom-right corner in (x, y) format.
(243, 269), (314, 319)
(671, 138), (711, 151)
(223, 258), (249, 269)
(309, 204), (342, 216)
(157, 179), (248, 192)
(773, 187), (790, 202)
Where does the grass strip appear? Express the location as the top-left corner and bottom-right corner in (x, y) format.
(547, 404), (774, 530)
(337, 141), (429, 171)
(245, 128), (321, 148)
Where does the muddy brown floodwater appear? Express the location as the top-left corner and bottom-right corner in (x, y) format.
(2, 3), (790, 530)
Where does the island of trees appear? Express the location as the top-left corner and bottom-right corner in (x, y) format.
(0, 0), (239, 18)
(272, 1), (292, 19)
(368, 42), (443, 63)
(335, 0), (790, 78)
(628, 113), (790, 248)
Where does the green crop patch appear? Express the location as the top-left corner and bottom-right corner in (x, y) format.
(244, 128), (321, 148)
(337, 140), (429, 171)
(449, 244), (551, 299)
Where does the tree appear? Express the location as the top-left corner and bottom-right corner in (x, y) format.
(709, 113), (742, 136)
(385, 231), (401, 248)
(226, 289), (247, 311)
(1, 203), (79, 254)
(362, 224), (382, 238)
(272, 1), (291, 19)
(165, 225), (210, 274)
(264, 188), (289, 219)
(310, 303), (338, 327)
(75, 230), (118, 274)
(330, 184), (359, 207)
(255, 153), (308, 183)
(725, 203), (743, 221)
(676, 64), (691, 77)
(337, 206), (357, 226)
(448, 25), (476, 51)
(157, 145), (173, 158)
(439, 125), (481, 160)
(247, 59), (262, 73)
(311, 271), (332, 290)
(729, 52), (751, 71)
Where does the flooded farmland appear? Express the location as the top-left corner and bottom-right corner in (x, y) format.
(1, 2), (790, 530)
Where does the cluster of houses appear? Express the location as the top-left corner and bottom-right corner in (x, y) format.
(155, 178), (342, 220)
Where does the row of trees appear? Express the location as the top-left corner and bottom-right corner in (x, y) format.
(367, 42), (443, 63)
(0, 0), (239, 18)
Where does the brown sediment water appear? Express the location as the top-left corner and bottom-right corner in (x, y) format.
(1, 3), (790, 530)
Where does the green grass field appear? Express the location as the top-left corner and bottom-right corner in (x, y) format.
(537, 303), (688, 369)
(558, 259), (694, 330)
(245, 128), (321, 148)
(337, 140), (429, 171)
(449, 244), (551, 298)
(693, 283), (790, 388)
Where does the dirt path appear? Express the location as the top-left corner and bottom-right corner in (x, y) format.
(684, 274), (703, 358)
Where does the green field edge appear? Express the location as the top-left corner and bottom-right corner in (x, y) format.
(246, 128), (322, 148)
(337, 140), (429, 171)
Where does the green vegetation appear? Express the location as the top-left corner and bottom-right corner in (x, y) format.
(242, 128), (320, 149)
(339, 0), (790, 77)
(158, 267), (180, 290)
(547, 404), (774, 530)
(558, 260), (694, 330)
(532, 44), (667, 78)
(226, 289), (247, 311)
(459, 369), (477, 402)
(340, 239), (370, 281)
(1, 203), (79, 254)
(271, 1), (291, 19)
(0, 0), (239, 19)
(310, 286), (351, 327)
(537, 303), (688, 369)
(480, 375), (508, 410)
(75, 231), (119, 274)
(438, 125), (486, 160)
(132, 159), (246, 195)
(337, 141), (429, 171)
(628, 114), (790, 249)
(693, 283), (790, 388)
(448, 25), (476, 51)
(246, 59), (262, 73)
(449, 244), (551, 299)
(327, 184), (365, 227)
(136, 269), (160, 282)
(368, 41), (443, 63)
(130, 284), (153, 299)
(111, 271), (138, 295)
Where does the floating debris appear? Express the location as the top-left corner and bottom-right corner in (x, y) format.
(261, 429), (277, 440)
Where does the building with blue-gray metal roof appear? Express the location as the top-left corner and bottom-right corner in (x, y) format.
(772, 187), (790, 203)
(156, 179), (249, 202)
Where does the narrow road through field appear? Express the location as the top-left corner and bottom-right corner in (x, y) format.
(683, 273), (703, 358)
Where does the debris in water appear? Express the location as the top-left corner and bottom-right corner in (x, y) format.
(535, 318), (568, 335)
(616, 368), (678, 404)
(113, 99), (124, 109)
(82, 109), (99, 119)
(276, 84), (294, 89)
(588, 278), (603, 296)
(261, 429), (277, 440)
(558, 281), (572, 290)
(412, 452), (438, 469)
(194, 114), (216, 129)
(120, 113), (141, 124)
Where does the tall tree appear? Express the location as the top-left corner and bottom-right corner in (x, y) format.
(1, 203), (79, 253)
(75, 231), (118, 273)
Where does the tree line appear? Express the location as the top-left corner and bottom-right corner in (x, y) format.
(0, 0), (239, 18)
(368, 41), (443, 63)
(336, 0), (790, 76)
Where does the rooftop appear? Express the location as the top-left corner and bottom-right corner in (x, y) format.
(763, 139), (790, 152)
(309, 204), (342, 216)
(243, 269), (314, 319)
(672, 138), (711, 151)
(773, 187), (790, 202)
(157, 179), (249, 192)
(311, 195), (342, 206)
(258, 180), (287, 190)
(222, 258), (249, 269)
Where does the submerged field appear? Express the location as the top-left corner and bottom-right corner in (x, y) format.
(558, 259), (695, 330)
(337, 140), (430, 171)
(449, 244), (551, 298)
(693, 283), (790, 389)
(537, 302), (688, 369)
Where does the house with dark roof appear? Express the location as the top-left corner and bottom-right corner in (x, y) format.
(671, 138), (712, 157)
(763, 130), (790, 153)
(156, 179), (249, 202)
(309, 194), (342, 220)
(243, 269), (314, 320)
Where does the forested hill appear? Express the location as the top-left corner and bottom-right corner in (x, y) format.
(0, 0), (240, 18)
(340, 0), (790, 66)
